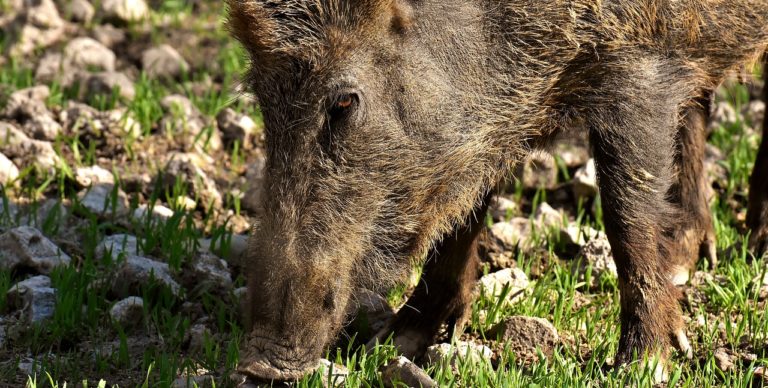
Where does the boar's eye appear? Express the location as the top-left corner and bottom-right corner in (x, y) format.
(327, 92), (359, 122)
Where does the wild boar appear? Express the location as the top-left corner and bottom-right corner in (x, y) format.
(226, 0), (768, 381)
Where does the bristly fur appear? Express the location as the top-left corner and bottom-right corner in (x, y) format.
(230, 0), (768, 380)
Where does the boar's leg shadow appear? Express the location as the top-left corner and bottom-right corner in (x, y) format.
(747, 56), (768, 258)
(668, 97), (718, 280)
(585, 60), (694, 370)
(368, 193), (491, 358)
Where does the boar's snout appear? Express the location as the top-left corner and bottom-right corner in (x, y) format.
(238, 329), (322, 381)
(239, 248), (353, 381)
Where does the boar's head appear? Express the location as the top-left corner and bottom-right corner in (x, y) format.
(228, 0), (516, 380)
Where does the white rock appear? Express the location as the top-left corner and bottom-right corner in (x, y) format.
(62, 37), (116, 73)
(142, 45), (189, 79)
(534, 202), (563, 229)
(216, 108), (257, 147)
(477, 268), (529, 303)
(101, 0), (149, 23)
(133, 204), (175, 222)
(24, 114), (62, 141)
(573, 158), (597, 199)
(0, 153), (20, 184)
(489, 218), (532, 250)
(0, 226), (71, 274)
(490, 196), (518, 221)
(75, 165), (115, 187)
(425, 341), (493, 368)
(2, 85), (50, 120)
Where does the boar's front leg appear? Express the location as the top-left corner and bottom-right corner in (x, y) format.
(585, 62), (694, 372)
(370, 194), (491, 358)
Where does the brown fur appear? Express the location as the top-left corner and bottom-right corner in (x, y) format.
(227, 0), (768, 380)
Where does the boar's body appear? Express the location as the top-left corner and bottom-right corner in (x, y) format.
(227, 0), (768, 381)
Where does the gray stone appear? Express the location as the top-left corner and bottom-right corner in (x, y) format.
(488, 316), (559, 360)
(172, 375), (215, 388)
(91, 24), (126, 47)
(0, 226), (71, 274)
(62, 37), (115, 73)
(0, 153), (20, 184)
(162, 153), (223, 210)
(77, 183), (129, 217)
(184, 252), (233, 292)
(96, 234), (140, 260)
(714, 348), (734, 372)
(84, 71), (135, 101)
(74, 165), (115, 187)
(24, 114), (62, 141)
(241, 153), (266, 214)
(7, 275), (57, 324)
(381, 356), (437, 388)
(572, 232), (617, 285)
(0, 122), (60, 170)
(159, 96), (221, 151)
(114, 255), (181, 297)
(186, 323), (210, 352)
(64, 0), (95, 24)
(142, 45), (189, 79)
(109, 296), (144, 328)
(572, 158), (597, 199)
(216, 108), (257, 147)
(100, 0), (149, 23)
(35, 52), (63, 83)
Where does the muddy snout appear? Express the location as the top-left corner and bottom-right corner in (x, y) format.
(239, 266), (352, 381)
(238, 331), (322, 381)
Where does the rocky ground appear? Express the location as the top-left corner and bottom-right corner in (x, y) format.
(1, 1), (768, 387)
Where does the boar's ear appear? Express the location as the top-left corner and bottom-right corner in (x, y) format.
(390, 0), (416, 34)
(225, 0), (280, 56)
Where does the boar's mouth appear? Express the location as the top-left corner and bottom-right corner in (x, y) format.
(238, 331), (322, 381)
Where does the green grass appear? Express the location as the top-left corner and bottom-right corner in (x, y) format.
(2, 2), (768, 387)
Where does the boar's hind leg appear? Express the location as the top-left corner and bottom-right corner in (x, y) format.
(669, 97), (717, 280)
(747, 57), (768, 258)
(586, 63), (694, 369)
(374, 194), (491, 358)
